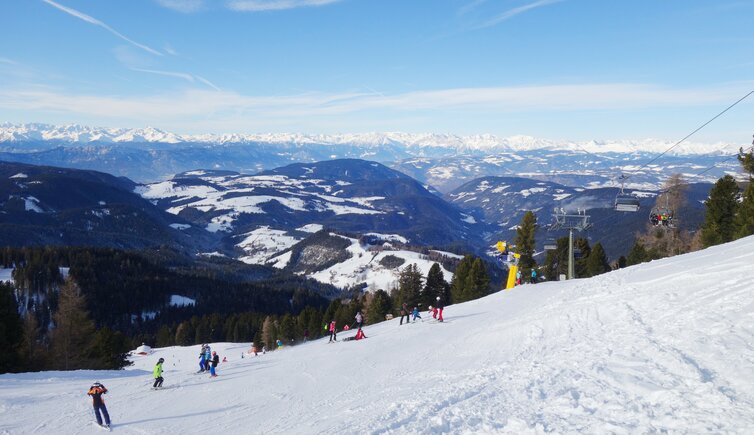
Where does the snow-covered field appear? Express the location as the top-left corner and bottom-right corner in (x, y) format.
(2, 236), (754, 434)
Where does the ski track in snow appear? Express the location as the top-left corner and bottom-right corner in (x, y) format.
(2, 237), (754, 433)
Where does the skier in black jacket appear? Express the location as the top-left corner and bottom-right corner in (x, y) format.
(210, 351), (220, 377)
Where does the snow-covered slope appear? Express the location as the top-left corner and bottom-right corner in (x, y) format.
(3, 236), (754, 433)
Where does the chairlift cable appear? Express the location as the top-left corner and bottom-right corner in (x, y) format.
(621, 89), (754, 183)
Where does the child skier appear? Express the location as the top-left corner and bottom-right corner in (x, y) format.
(198, 348), (206, 373)
(153, 357), (164, 389)
(411, 306), (421, 322)
(203, 345), (212, 371)
(328, 319), (337, 342)
(354, 310), (363, 330)
(87, 382), (111, 429)
(210, 351), (219, 377)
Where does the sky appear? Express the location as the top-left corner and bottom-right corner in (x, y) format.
(0, 0), (753, 142)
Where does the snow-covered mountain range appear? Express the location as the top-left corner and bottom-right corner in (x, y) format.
(3, 235), (753, 433)
(0, 122), (740, 155)
(0, 123), (743, 191)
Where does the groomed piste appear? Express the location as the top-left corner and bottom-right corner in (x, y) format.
(2, 236), (754, 434)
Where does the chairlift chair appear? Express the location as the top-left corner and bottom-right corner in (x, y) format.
(649, 207), (675, 228)
(615, 194), (640, 212)
(614, 174), (640, 212)
(544, 238), (557, 250)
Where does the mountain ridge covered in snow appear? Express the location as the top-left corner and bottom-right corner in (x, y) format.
(0, 122), (739, 155)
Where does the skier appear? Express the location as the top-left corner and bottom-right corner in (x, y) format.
(435, 296), (444, 322)
(303, 329), (310, 342)
(328, 319), (337, 342)
(354, 328), (366, 340)
(209, 351), (219, 377)
(203, 345), (212, 371)
(87, 382), (111, 429)
(153, 357), (164, 389)
(531, 269), (537, 284)
(399, 302), (410, 325)
(198, 347), (206, 373)
(411, 306), (421, 322)
(354, 310), (363, 330)
(516, 269), (522, 286)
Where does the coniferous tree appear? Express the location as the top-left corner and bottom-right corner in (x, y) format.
(735, 182), (754, 239)
(155, 325), (173, 348)
(397, 263), (423, 309)
(513, 211), (538, 276)
(423, 263), (448, 306)
(450, 256), (473, 303)
(20, 312), (42, 371)
(261, 316), (276, 350)
(90, 327), (131, 369)
(0, 282), (23, 373)
(626, 241), (648, 266)
(462, 258), (490, 301)
(366, 289), (391, 324)
(701, 175), (740, 247)
(573, 237), (592, 278)
(175, 321), (193, 346)
(50, 279), (96, 370)
(585, 242), (610, 277)
(738, 146), (754, 177)
(542, 237), (569, 281)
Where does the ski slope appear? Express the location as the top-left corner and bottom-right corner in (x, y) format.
(2, 236), (754, 434)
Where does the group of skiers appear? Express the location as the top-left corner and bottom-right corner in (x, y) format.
(650, 212), (673, 226)
(198, 343), (220, 376)
(398, 296), (444, 324)
(87, 297), (448, 429)
(328, 310), (368, 342)
(515, 269), (539, 285)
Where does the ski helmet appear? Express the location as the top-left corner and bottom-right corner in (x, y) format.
(436, 296), (440, 300)
(158, 357), (164, 363)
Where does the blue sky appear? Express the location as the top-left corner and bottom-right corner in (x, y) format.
(0, 0), (752, 142)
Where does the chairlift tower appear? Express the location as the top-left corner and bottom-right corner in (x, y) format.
(549, 208), (593, 280)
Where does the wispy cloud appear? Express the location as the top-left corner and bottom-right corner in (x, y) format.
(478, 0), (563, 29)
(130, 68), (221, 91)
(0, 83), (739, 123)
(459, 0), (488, 16)
(155, 0), (205, 13)
(42, 0), (162, 56)
(0, 57), (18, 65)
(227, 0), (344, 12)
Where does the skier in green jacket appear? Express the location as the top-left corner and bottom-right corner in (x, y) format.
(153, 358), (164, 389)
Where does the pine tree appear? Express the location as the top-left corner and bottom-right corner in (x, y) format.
(585, 242), (610, 277)
(738, 146), (754, 177)
(513, 211), (538, 276)
(0, 282), (23, 373)
(49, 279), (96, 370)
(735, 146), (754, 239)
(573, 237), (591, 278)
(542, 237), (568, 281)
(701, 175), (740, 247)
(450, 256), (473, 303)
(90, 327), (131, 369)
(423, 263), (448, 306)
(397, 263), (423, 309)
(175, 321), (193, 346)
(626, 241), (648, 266)
(463, 258), (490, 301)
(366, 290), (391, 324)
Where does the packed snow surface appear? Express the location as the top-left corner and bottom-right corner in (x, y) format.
(3, 236), (754, 433)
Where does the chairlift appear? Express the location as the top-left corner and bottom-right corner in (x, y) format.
(614, 174), (640, 212)
(649, 207), (675, 228)
(649, 192), (675, 228)
(544, 238), (557, 250)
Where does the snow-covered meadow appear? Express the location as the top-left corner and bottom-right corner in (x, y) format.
(2, 236), (754, 434)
